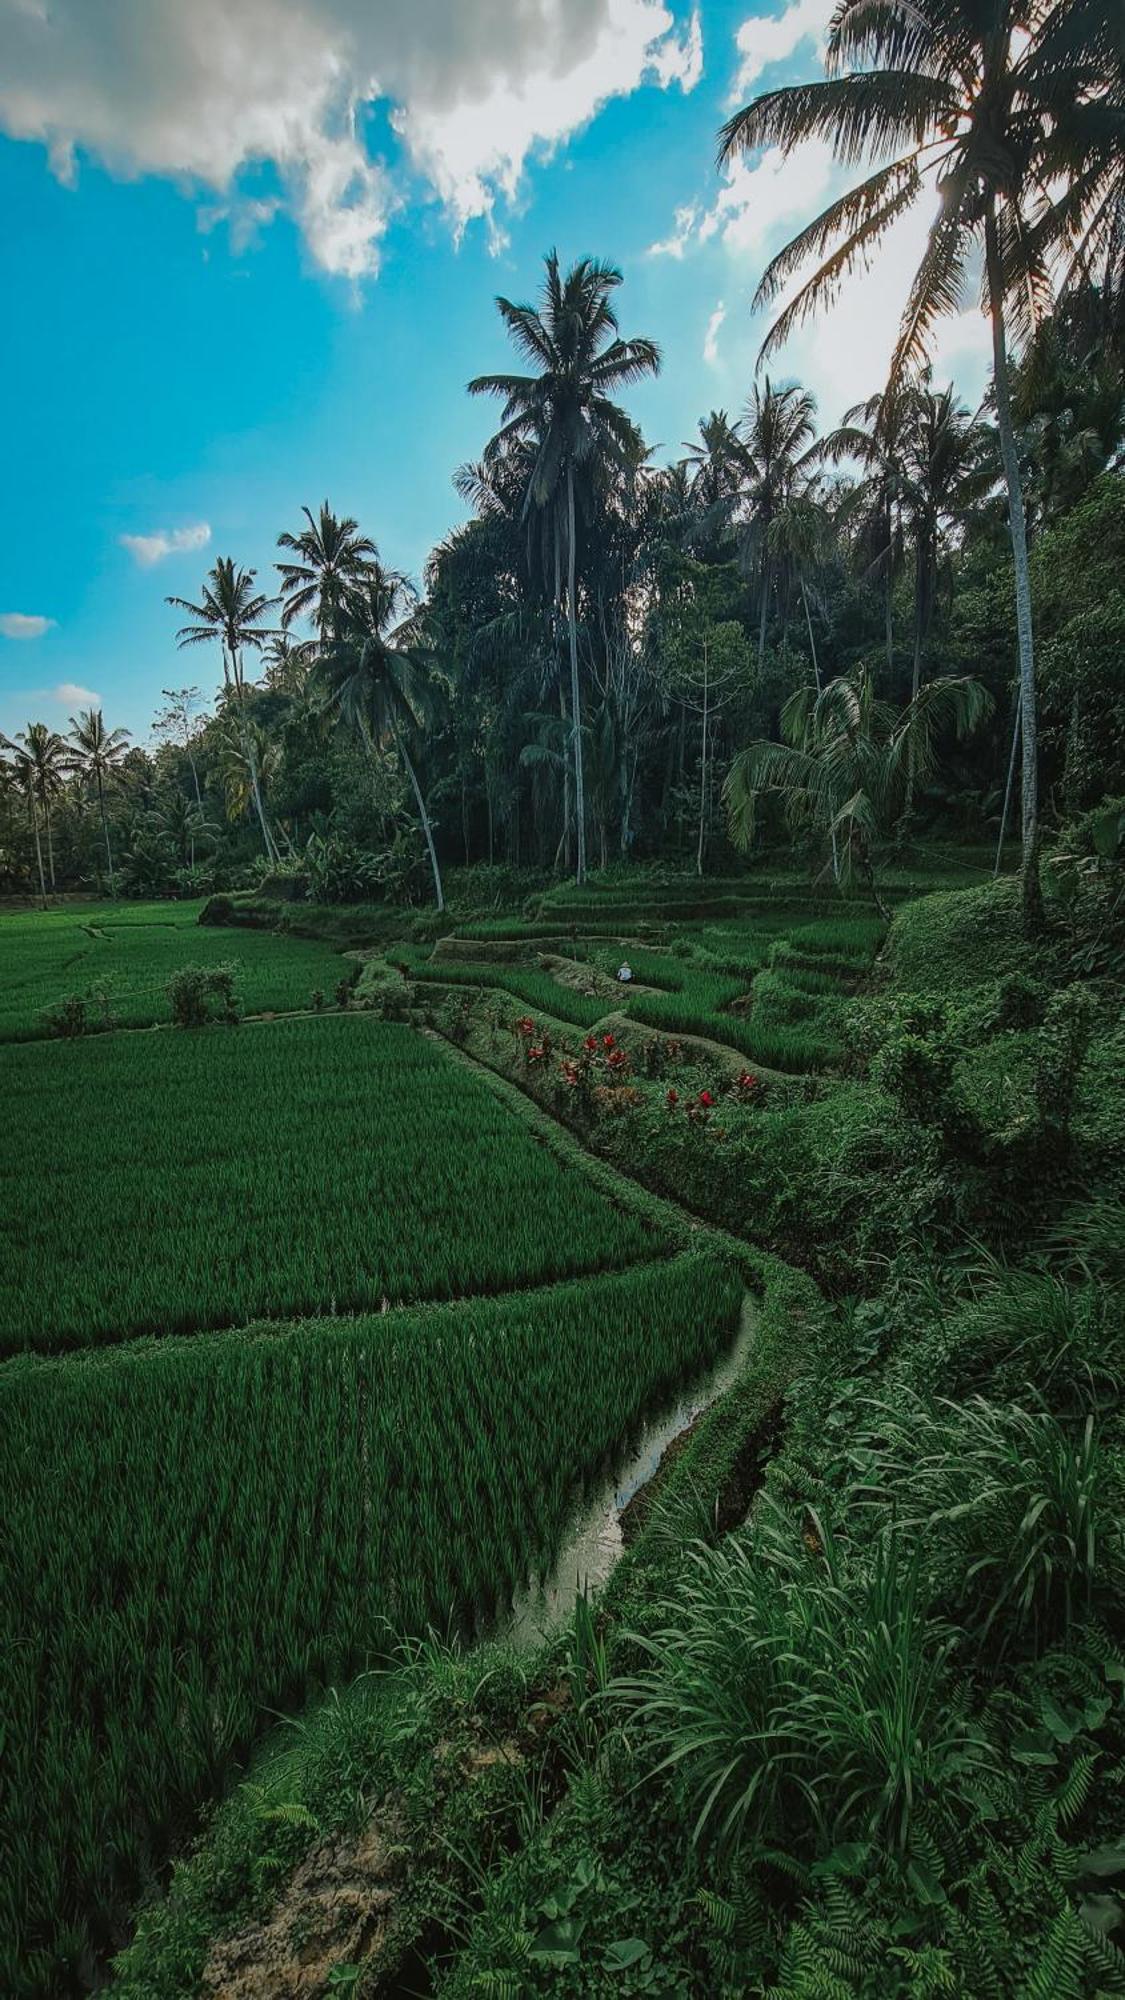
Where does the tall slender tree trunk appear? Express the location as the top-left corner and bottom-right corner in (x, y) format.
(994, 696), (1021, 878)
(903, 542), (926, 823)
(565, 464), (587, 885)
(96, 770), (116, 897)
(884, 494), (895, 683)
(557, 683), (572, 875)
(757, 559), (771, 677)
(986, 206), (1041, 930)
(186, 745), (203, 809)
(28, 794), (47, 907)
(696, 646), (709, 879)
(802, 581), (839, 884)
(391, 718), (444, 914)
(44, 796), (56, 888)
(229, 646), (278, 866)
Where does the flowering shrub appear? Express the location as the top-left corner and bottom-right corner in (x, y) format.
(517, 1017), (536, 1039)
(736, 1070), (764, 1102)
(606, 1047), (631, 1075)
(526, 1043), (549, 1065)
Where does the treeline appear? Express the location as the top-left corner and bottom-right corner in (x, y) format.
(3, 0), (1122, 908)
(2, 314), (1121, 911)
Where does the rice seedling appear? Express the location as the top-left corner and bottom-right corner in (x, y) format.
(0, 1252), (743, 1989)
(0, 901), (344, 1041)
(0, 1015), (656, 1351)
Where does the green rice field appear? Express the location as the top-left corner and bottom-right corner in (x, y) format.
(0, 899), (344, 1041)
(1, 1252), (742, 1986)
(1, 1012), (656, 1351)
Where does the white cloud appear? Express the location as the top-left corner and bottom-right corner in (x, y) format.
(648, 200), (700, 259)
(51, 682), (101, 707)
(699, 139), (836, 256)
(119, 522), (212, 568)
(728, 0), (834, 99)
(703, 299), (725, 365)
(0, 612), (55, 640)
(0, 0), (703, 279)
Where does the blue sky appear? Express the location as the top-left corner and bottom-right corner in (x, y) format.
(0, 0), (989, 744)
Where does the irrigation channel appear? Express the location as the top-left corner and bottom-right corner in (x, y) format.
(505, 1294), (756, 1648)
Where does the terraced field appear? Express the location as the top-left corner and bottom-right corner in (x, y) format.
(401, 894), (883, 1074)
(0, 899), (343, 1040)
(0, 899), (755, 1990)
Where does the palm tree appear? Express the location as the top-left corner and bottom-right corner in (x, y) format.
(318, 566), (445, 912)
(817, 387), (914, 683)
(719, 0), (1123, 924)
(276, 503), (378, 643)
(67, 709), (131, 896)
(735, 379), (819, 673)
(902, 384), (995, 707)
(167, 558), (279, 862)
(0, 723), (68, 890)
(724, 666), (993, 912)
(469, 250), (661, 883)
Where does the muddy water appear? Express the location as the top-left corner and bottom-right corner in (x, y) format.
(505, 1295), (756, 1649)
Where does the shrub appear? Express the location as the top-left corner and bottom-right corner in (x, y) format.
(39, 993), (88, 1039)
(167, 964), (241, 1029)
(1034, 985), (1097, 1141)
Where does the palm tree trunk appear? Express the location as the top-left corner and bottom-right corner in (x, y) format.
(229, 646), (278, 865)
(801, 582), (839, 884)
(986, 206), (1041, 930)
(557, 683), (572, 875)
(28, 794), (47, 907)
(994, 695), (1021, 879)
(97, 769), (116, 897)
(884, 496), (894, 683)
(757, 559), (770, 676)
(903, 542), (925, 823)
(697, 648), (709, 879)
(391, 717), (444, 914)
(44, 796), (56, 889)
(566, 464), (587, 885)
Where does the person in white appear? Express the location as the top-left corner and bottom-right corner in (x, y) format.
(617, 961), (633, 982)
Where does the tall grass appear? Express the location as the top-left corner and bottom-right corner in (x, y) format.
(0, 1253), (744, 1992)
(1, 1016), (655, 1351)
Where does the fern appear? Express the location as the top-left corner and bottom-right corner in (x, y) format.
(1020, 1906), (1089, 2000)
(1056, 1752), (1097, 1827)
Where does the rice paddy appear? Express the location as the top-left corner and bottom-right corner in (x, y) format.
(1, 1012), (656, 1351)
(0, 885), (879, 1994)
(1, 1253), (743, 1986)
(0, 899), (344, 1040)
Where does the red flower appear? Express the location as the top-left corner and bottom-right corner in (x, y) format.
(607, 1047), (629, 1072)
(584, 1035), (598, 1053)
(666, 1088), (679, 1108)
(602, 1033), (615, 1050)
(560, 1058), (581, 1086)
(516, 1016), (535, 1037)
(527, 1043), (547, 1063)
(698, 1089), (714, 1108)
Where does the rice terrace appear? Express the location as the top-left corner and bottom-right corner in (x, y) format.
(2, 1), (1124, 1995)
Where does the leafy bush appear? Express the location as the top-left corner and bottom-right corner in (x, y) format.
(166, 962), (241, 1028)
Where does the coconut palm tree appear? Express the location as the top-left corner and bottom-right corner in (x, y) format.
(724, 666), (993, 912)
(276, 503), (378, 643)
(1, 727), (51, 904)
(817, 386), (914, 683)
(469, 250), (661, 883)
(318, 566), (445, 912)
(902, 385), (996, 705)
(735, 379), (819, 673)
(719, 0), (1124, 924)
(0, 723), (68, 890)
(167, 558), (280, 862)
(67, 709), (131, 896)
